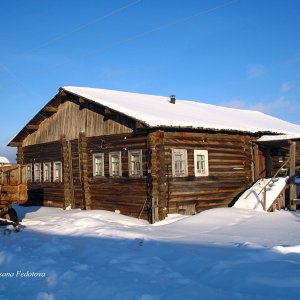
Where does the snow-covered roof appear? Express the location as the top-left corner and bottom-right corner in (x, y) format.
(257, 134), (300, 142)
(0, 156), (10, 163)
(62, 86), (300, 134)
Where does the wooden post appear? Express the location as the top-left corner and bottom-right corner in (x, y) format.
(146, 134), (153, 223)
(253, 144), (259, 181)
(146, 131), (167, 223)
(289, 141), (297, 210)
(68, 141), (75, 209)
(61, 136), (72, 209)
(263, 186), (267, 211)
(265, 148), (271, 177)
(78, 132), (92, 210)
(157, 131), (167, 220)
(0, 163), (3, 185)
(147, 132), (158, 224)
(17, 146), (24, 164)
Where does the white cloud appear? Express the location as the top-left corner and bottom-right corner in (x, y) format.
(285, 55), (300, 67)
(220, 99), (247, 109)
(247, 64), (268, 79)
(221, 96), (294, 114)
(251, 97), (290, 113)
(280, 82), (292, 93)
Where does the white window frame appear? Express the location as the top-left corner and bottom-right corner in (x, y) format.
(43, 162), (52, 182)
(172, 149), (188, 177)
(33, 163), (42, 182)
(53, 161), (62, 182)
(109, 151), (122, 177)
(26, 164), (32, 182)
(194, 150), (209, 177)
(93, 153), (104, 177)
(128, 149), (142, 177)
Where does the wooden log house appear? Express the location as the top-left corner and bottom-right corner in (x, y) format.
(8, 87), (300, 222)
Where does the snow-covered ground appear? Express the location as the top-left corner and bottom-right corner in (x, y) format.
(1, 206), (300, 300)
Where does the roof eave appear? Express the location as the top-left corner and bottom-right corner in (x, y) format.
(7, 91), (63, 147)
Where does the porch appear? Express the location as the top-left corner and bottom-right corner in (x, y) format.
(252, 134), (300, 211)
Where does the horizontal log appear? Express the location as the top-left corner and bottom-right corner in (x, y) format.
(44, 106), (58, 113)
(91, 202), (148, 212)
(90, 188), (147, 195)
(26, 124), (39, 130)
(90, 195), (147, 202)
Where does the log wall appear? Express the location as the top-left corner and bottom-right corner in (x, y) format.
(22, 141), (65, 208)
(154, 131), (253, 214)
(19, 130), (256, 220)
(77, 133), (150, 220)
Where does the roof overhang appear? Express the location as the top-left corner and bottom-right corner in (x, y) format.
(254, 134), (300, 148)
(7, 88), (150, 147)
(8, 91), (63, 146)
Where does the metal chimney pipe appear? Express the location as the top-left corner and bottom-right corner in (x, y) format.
(170, 94), (176, 104)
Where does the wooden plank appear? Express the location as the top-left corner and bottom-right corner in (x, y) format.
(23, 100), (134, 146)
(44, 106), (58, 113)
(147, 132), (156, 223)
(253, 144), (259, 181)
(289, 141), (297, 210)
(291, 199), (300, 205)
(17, 146), (24, 164)
(26, 124), (39, 130)
(61, 136), (72, 209)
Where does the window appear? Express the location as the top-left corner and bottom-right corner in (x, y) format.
(43, 162), (51, 182)
(53, 161), (62, 182)
(34, 163), (41, 182)
(93, 153), (104, 177)
(194, 150), (209, 176)
(128, 150), (142, 177)
(109, 152), (122, 177)
(172, 149), (188, 177)
(26, 164), (32, 182)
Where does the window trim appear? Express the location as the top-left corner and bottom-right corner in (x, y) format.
(172, 149), (188, 177)
(194, 149), (209, 177)
(53, 161), (62, 182)
(43, 162), (52, 182)
(109, 151), (122, 177)
(26, 164), (32, 182)
(33, 162), (42, 182)
(93, 153), (105, 177)
(128, 149), (143, 177)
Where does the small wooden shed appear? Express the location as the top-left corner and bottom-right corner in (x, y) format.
(8, 87), (300, 222)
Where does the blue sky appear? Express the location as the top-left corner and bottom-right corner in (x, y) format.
(1, 0), (300, 161)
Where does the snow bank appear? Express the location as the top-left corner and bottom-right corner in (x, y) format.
(1, 206), (300, 300)
(0, 156), (10, 163)
(234, 177), (288, 211)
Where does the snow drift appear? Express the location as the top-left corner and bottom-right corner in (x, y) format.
(1, 206), (300, 300)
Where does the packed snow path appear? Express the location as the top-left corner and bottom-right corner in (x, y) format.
(1, 206), (300, 300)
